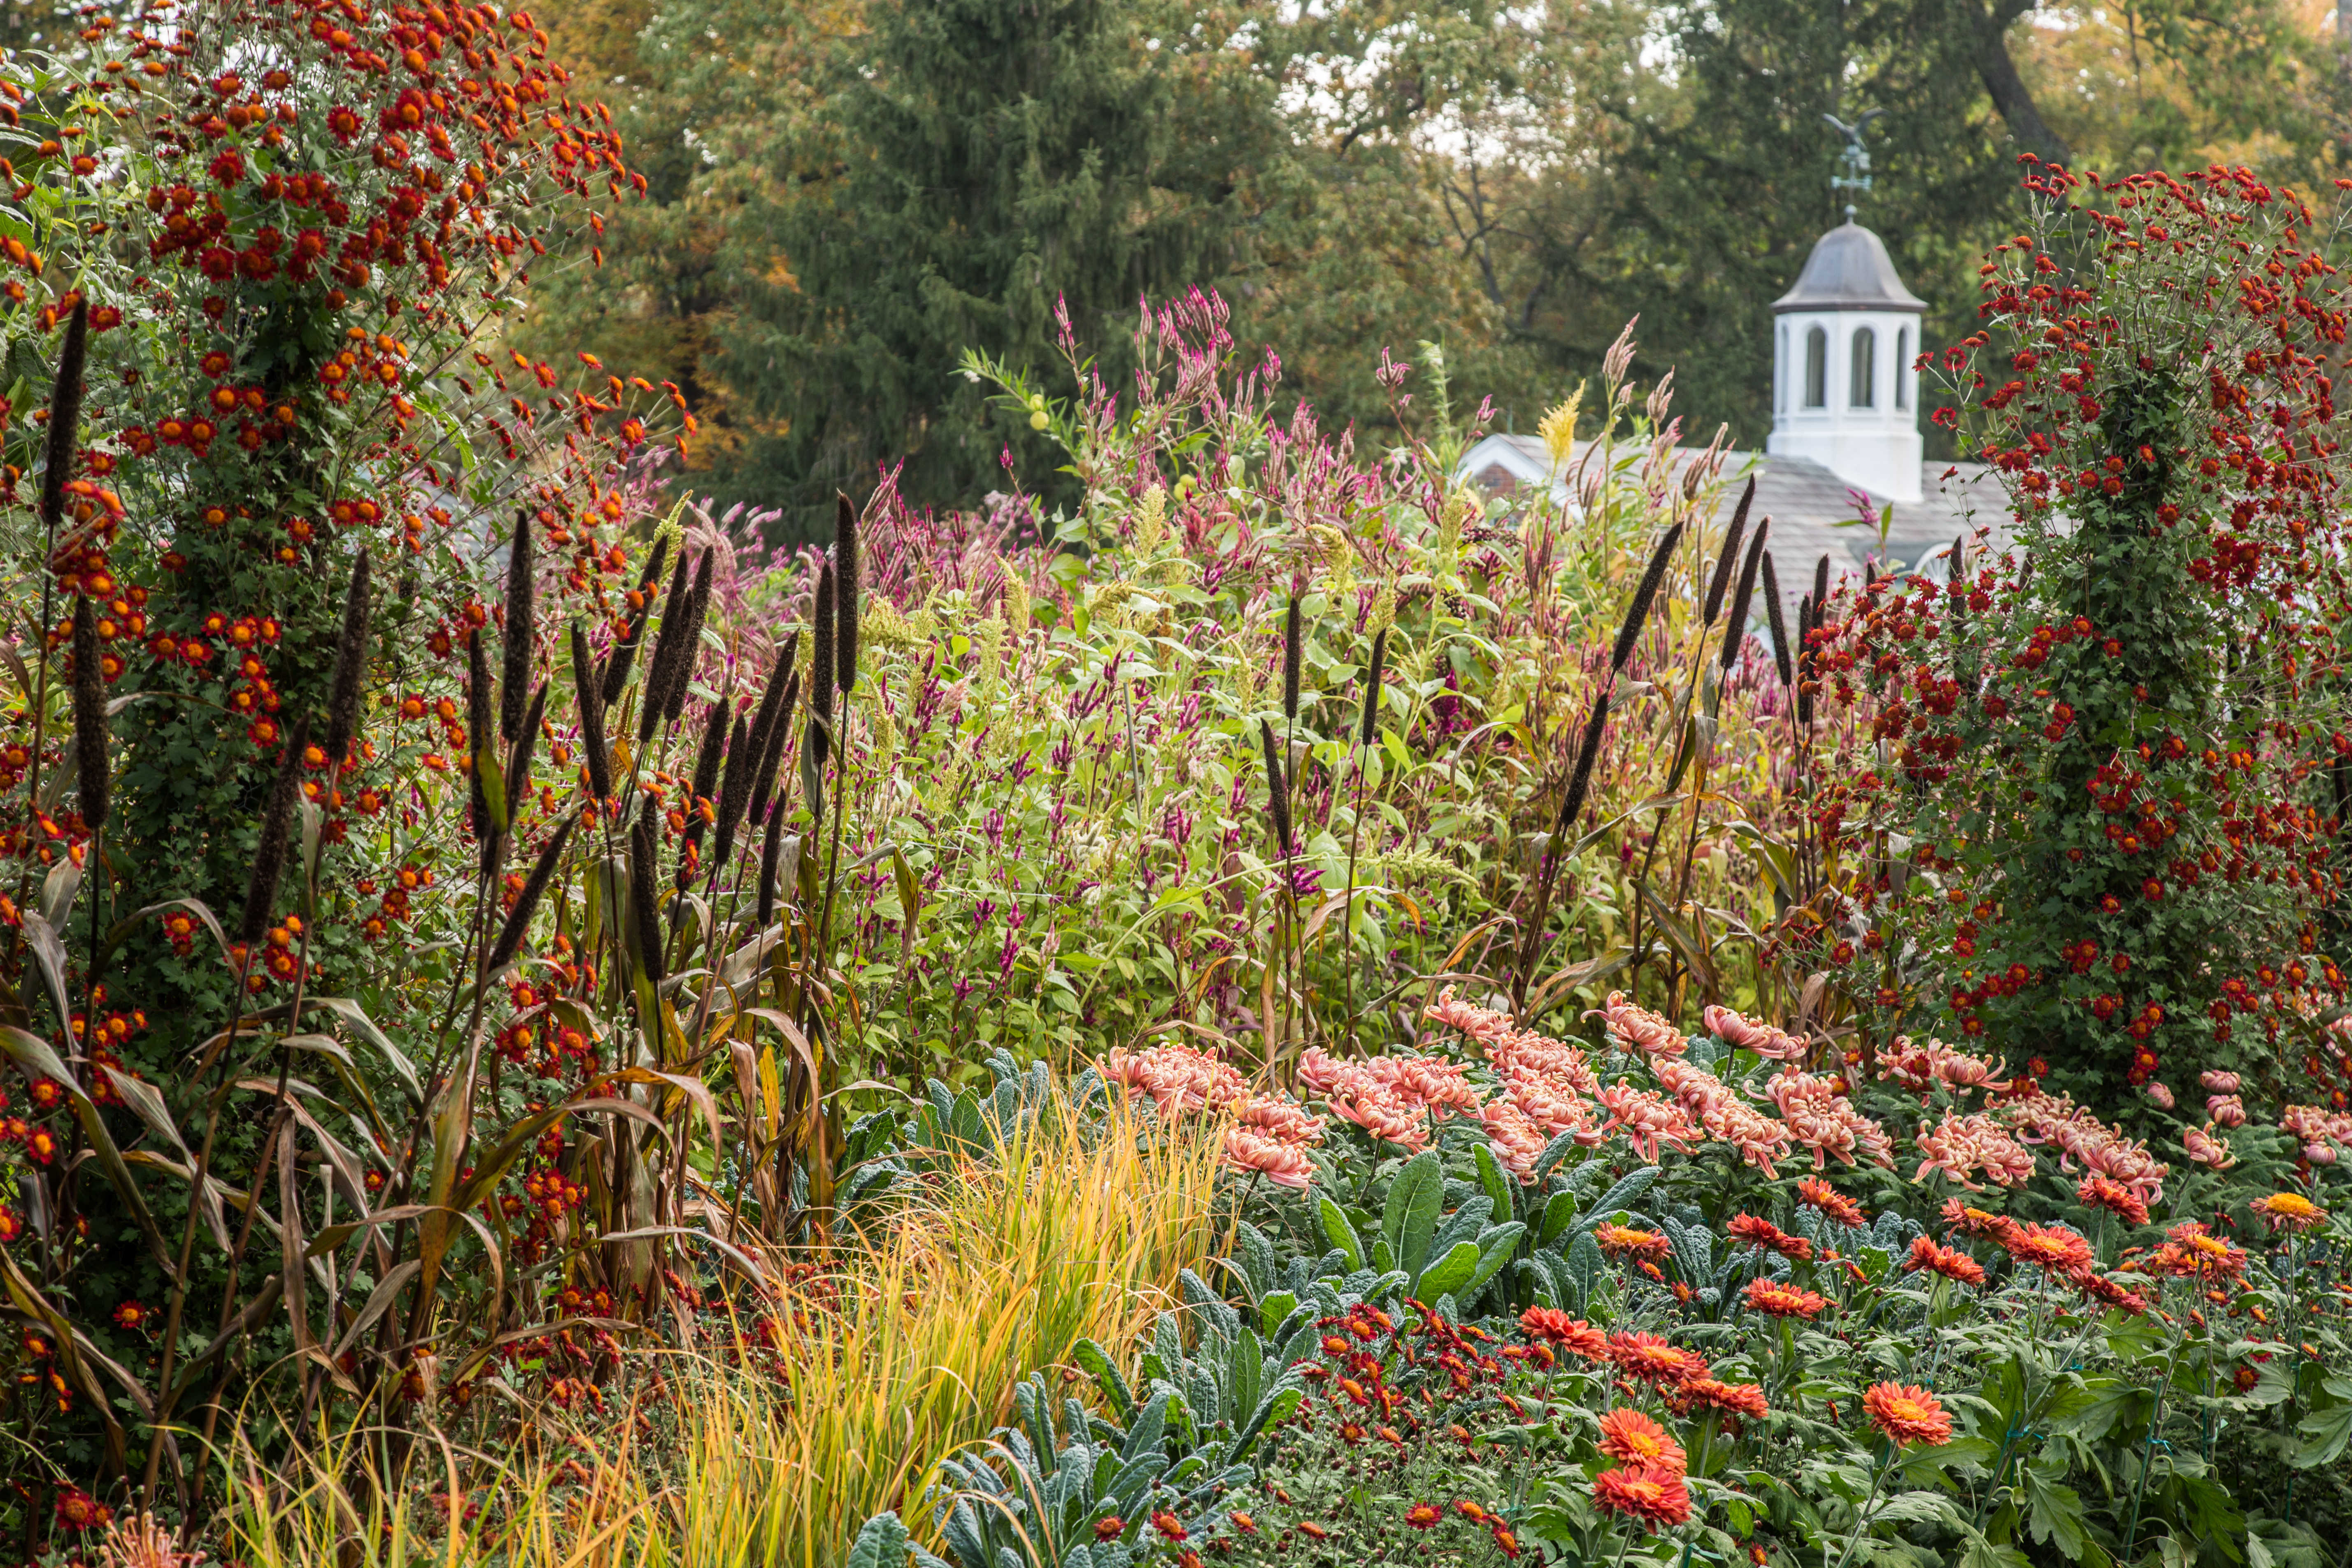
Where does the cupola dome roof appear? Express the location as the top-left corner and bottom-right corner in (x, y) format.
(1773, 221), (1926, 314)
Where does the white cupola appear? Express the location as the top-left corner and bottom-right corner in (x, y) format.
(1767, 221), (1925, 504)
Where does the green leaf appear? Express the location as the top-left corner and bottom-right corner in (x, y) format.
(1318, 1192), (1365, 1273)
(1473, 1142), (1511, 1216)
(1382, 1149), (1444, 1280)
(1413, 1239), (1482, 1300)
(2296, 1397), (2352, 1467)
(1460, 1222), (1526, 1300)
(2021, 1470), (2096, 1563)
(847, 1510), (910, 1568)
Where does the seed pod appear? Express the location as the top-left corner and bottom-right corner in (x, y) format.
(1811, 552), (1831, 625)
(686, 698), (729, 816)
(834, 490), (860, 696)
(628, 808), (666, 987)
(1702, 477), (1754, 625)
(1761, 553), (1793, 689)
(746, 633), (799, 824)
(465, 628), (494, 843)
(1281, 594), (1303, 723)
(751, 666), (800, 825)
(1359, 626), (1387, 747)
(600, 536), (672, 707)
(487, 817), (575, 972)
(71, 596), (107, 831)
(636, 548), (703, 744)
(1259, 717), (1291, 856)
(1609, 522), (1683, 675)
(662, 549), (716, 726)
(571, 621), (612, 803)
(38, 299), (88, 544)
(1795, 596), (1815, 727)
(710, 712), (754, 873)
(1555, 693), (1610, 839)
(673, 700), (725, 890)
(322, 551), (373, 772)
(810, 559), (837, 728)
(501, 509), (534, 744)
(1719, 521), (1770, 673)
(755, 802), (786, 928)
(238, 715), (312, 945)
(503, 681), (548, 815)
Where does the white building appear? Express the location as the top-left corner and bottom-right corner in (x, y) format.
(1460, 216), (2011, 595)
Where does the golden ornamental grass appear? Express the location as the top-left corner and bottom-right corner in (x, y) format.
(225, 1091), (1221, 1568)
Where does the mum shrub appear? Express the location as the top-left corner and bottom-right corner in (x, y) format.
(1820, 164), (2352, 1107)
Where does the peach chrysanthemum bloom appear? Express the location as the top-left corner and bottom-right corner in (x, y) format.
(1592, 1464), (1692, 1530)
(1598, 1406), (1688, 1472)
(1863, 1381), (1953, 1447)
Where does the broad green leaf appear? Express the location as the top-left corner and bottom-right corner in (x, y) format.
(1413, 1240), (1482, 1301)
(1382, 1149), (1444, 1280)
(1317, 1193), (1364, 1273)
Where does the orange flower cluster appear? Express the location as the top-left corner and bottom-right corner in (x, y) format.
(1591, 1406), (1693, 1531)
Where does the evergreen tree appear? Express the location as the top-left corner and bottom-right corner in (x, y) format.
(715, 0), (1277, 530)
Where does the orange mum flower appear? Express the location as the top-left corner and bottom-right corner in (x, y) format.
(1606, 1331), (1702, 1385)
(1863, 1381), (1953, 1447)
(1598, 1407), (1688, 1473)
(1742, 1278), (1828, 1319)
(1902, 1235), (1987, 1287)
(1798, 1176), (1867, 1228)
(1592, 1464), (1693, 1530)
(1681, 1379), (1770, 1419)
(1519, 1306), (1609, 1359)
(2002, 1221), (2092, 1275)
(2077, 1175), (2149, 1227)
(1595, 1223), (1672, 1261)
(2254, 1191), (2326, 1233)
(1940, 1198), (2019, 1245)
(1726, 1212), (1813, 1261)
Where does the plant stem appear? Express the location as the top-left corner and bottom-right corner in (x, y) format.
(1829, 1449), (1895, 1568)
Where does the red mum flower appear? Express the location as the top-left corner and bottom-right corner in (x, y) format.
(1863, 1382), (1953, 1447)
(1518, 1306), (1608, 1359)
(1150, 1510), (1187, 1542)
(1742, 1278), (1828, 1319)
(1726, 1213), (1813, 1261)
(1592, 1464), (1693, 1531)
(1681, 1379), (1770, 1419)
(1607, 1331), (1704, 1386)
(1598, 1407), (1687, 1473)
(1940, 1198), (2020, 1245)
(1902, 1235), (1987, 1287)
(54, 1488), (110, 1531)
(2002, 1220), (2092, 1275)
(2077, 1175), (2150, 1227)
(0, 1207), (21, 1243)
(1405, 1503), (1442, 1531)
(1594, 1223), (1671, 1261)
(1797, 1177), (1867, 1228)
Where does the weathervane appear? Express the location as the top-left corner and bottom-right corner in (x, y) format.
(1822, 109), (1884, 223)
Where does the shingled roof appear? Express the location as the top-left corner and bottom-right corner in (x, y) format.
(1459, 433), (2017, 598)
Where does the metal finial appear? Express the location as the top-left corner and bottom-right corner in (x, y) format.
(1823, 109), (1884, 221)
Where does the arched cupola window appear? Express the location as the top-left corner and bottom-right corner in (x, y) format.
(1804, 326), (1828, 408)
(1895, 327), (1909, 408)
(1849, 327), (1876, 409)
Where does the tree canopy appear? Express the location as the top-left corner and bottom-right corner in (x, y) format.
(528, 0), (2350, 530)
